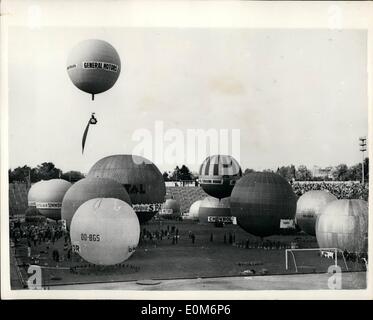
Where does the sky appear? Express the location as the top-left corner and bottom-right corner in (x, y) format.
(8, 27), (368, 174)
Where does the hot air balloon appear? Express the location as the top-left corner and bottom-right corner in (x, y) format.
(230, 172), (297, 237)
(34, 179), (72, 220)
(198, 196), (231, 224)
(187, 199), (204, 221)
(199, 155), (242, 199)
(87, 154), (166, 223)
(70, 198), (140, 265)
(316, 199), (368, 253)
(61, 177), (132, 229)
(160, 198), (181, 219)
(28, 180), (47, 208)
(295, 190), (337, 236)
(67, 39), (121, 100)
(66, 39), (121, 153)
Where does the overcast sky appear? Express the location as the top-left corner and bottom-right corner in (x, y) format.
(8, 27), (368, 174)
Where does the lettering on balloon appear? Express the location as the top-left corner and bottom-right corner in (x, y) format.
(82, 61), (118, 72)
(123, 184), (146, 194)
(132, 203), (163, 213)
(80, 233), (101, 242)
(35, 202), (62, 209)
(67, 64), (77, 70)
(207, 216), (235, 223)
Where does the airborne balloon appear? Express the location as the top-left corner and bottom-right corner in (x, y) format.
(230, 172), (297, 237)
(70, 198), (140, 265)
(67, 39), (121, 100)
(61, 177), (132, 229)
(87, 155), (166, 223)
(199, 155), (242, 199)
(295, 190), (337, 235)
(316, 199), (368, 253)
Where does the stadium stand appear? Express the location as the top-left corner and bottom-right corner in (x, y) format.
(166, 186), (208, 214)
(9, 183), (29, 218)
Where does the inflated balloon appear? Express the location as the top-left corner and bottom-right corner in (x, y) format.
(230, 172), (297, 237)
(316, 199), (368, 253)
(295, 190), (337, 236)
(70, 198), (140, 265)
(28, 180), (47, 208)
(67, 39), (121, 100)
(198, 197), (231, 224)
(61, 177), (131, 229)
(87, 155), (166, 223)
(187, 199), (203, 220)
(199, 155), (242, 199)
(34, 179), (72, 220)
(160, 199), (181, 218)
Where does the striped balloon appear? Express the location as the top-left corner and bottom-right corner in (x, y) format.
(199, 155), (242, 199)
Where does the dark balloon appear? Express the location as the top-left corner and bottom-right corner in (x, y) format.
(198, 197), (231, 224)
(199, 155), (242, 199)
(230, 172), (297, 237)
(87, 155), (166, 223)
(61, 177), (132, 229)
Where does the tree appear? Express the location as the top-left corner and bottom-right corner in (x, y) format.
(243, 168), (255, 175)
(61, 171), (85, 183)
(162, 171), (170, 181)
(8, 165), (38, 184)
(296, 165), (312, 181)
(276, 165), (296, 181)
(35, 162), (62, 181)
(170, 166), (180, 181)
(332, 164), (350, 181)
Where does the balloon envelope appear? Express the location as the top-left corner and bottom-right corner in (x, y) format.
(187, 199), (204, 220)
(61, 177), (131, 229)
(34, 179), (72, 220)
(70, 198), (140, 265)
(316, 199), (368, 253)
(230, 172), (296, 237)
(67, 39), (121, 97)
(199, 155), (242, 199)
(296, 190), (337, 235)
(198, 197), (231, 224)
(28, 180), (47, 208)
(161, 199), (181, 217)
(87, 154), (166, 223)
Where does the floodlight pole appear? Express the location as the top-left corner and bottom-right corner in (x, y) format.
(359, 137), (367, 184)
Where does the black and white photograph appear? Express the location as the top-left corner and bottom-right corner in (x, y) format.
(1, 1), (372, 300)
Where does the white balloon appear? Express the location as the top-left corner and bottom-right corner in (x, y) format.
(70, 198), (140, 265)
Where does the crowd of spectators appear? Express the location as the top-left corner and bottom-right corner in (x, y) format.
(291, 181), (368, 201)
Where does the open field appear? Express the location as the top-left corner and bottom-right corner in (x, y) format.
(11, 220), (366, 290)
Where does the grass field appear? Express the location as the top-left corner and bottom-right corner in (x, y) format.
(11, 219), (366, 289)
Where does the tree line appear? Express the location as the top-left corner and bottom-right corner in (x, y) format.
(9, 158), (369, 184)
(8, 162), (85, 184)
